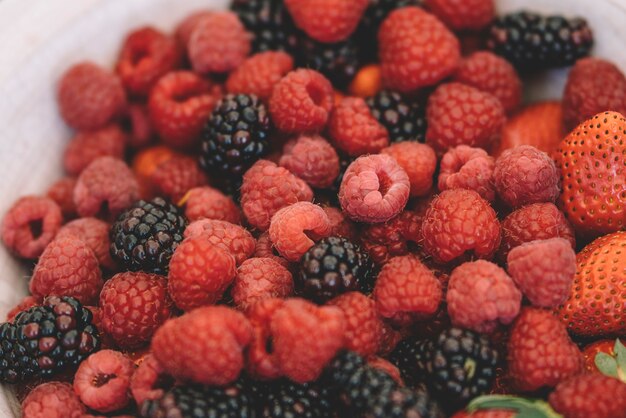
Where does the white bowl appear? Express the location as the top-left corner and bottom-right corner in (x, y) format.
(0, 0), (624, 416)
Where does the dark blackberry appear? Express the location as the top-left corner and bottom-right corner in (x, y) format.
(387, 336), (430, 387)
(366, 90), (427, 143)
(299, 236), (373, 302)
(231, 0), (298, 53)
(296, 35), (360, 89)
(487, 11), (593, 70)
(109, 197), (187, 274)
(262, 379), (333, 418)
(199, 94), (270, 181)
(0, 296), (99, 383)
(366, 386), (445, 418)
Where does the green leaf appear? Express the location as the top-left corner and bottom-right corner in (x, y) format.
(595, 352), (618, 378)
(614, 339), (626, 383)
(467, 395), (562, 418)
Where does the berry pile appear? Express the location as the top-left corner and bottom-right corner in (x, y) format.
(1, 1), (625, 417)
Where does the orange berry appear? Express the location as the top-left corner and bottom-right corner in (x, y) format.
(349, 64), (382, 98)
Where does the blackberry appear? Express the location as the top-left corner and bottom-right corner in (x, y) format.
(296, 35), (360, 89)
(367, 90), (427, 143)
(299, 236), (373, 302)
(0, 296), (99, 383)
(110, 197), (187, 274)
(388, 336), (430, 387)
(367, 386), (445, 418)
(488, 11), (593, 70)
(199, 94), (270, 181)
(231, 0), (297, 53)
(262, 379), (333, 418)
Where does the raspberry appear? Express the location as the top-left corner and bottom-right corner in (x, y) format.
(368, 357), (404, 385)
(499, 203), (576, 262)
(328, 292), (383, 357)
(549, 374), (626, 418)
(424, 0), (494, 31)
(246, 298), (285, 380)
(21, 382), (85, 418)
(30, 235), (103, 304)
(226, 51), (294, 100)
(1, 196), (62, 259)
(184, 219), (256, 265)
(148, 71), (219, 149)
(339, 154), (410, 224)
(379, 7), (460, 92)
(151, 306), (253, 385)
(269, 69), (334, 134)
(563, 57), (626, 131)
(124, 103), (154, 148)
(382, 142), (437, 197)
(57, 217), (116, 270)
(175, 10), (213, 48)
(149, 154), (209, 202)
(57, 62), (126, 131)
(373, 255), (443, 320)
(323, 206), (357, 241)
(181, 186), (242, 224)
(116, 27), (182, 97)
(131, 145), (181, 181)
(130, 354), (170, 407)
(506, 238), (576, 308)
(46, 177), (77, 218)
(253, 232), (290, 268)
(378, 320), (404, 356)
(269, 202), (331, 262)
(73, 157), (139, 220)
(360, 210), (423, 265)
(438, 145), (496, 202)
(329, 97), (389, 156)
(446, 260), (521, 333)
(426, 82), (506, 152)
(421, 189), (501, 263)
(279, 135), (340, 188)
(6, 296), (39, 322)
(63, 125), (127, 176)
(240, 159), (313, 230)
(188, 12), (251, 74)
(168, 234), (237, 310)
(231, 257), (294, 310)
(100, 272), (172, 348)
(507, 308), (583, 391)
(454, 51), (522, 114)
(73, 350), (135, 413)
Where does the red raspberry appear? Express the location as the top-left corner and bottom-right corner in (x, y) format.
(175, 10), (213, 48)
(240, 159), (313, 230)
(231, 257), (294, 310)
(124, 103), (154, 149)
(549, 374), (626, 418)
(149, 154), (209, 202)
(454, 51), (522, 114)
(84, 306), (116, 350)
(507, 308), (583, 391)
(379, 7), (460, 92)
(269, 69), (334, 134)
(279, 135), (340, 188)
(6, 296), (39, 322)
(499, 203), (576, 262)
(253, 232), (290, 268)
(181, 186), (241, 224)
(21, 382), (85, 418)
(563, 57), (626, 131)
(328, 292), (383, 357)
(339, 154), (410, 223)
(73, 157), (139, 220)
(446, 260), (521, 333)
(329, 97), (389, 156)
(57, 217), (116, 270)
(424, 0), (494, 31)
(1, 196), (62, 259)
(46, 177), (77, 218)
(148, 71), (219, 149)
(246, 298), (285, 379)
(506, 238), (576, 308)
(73, 350), (135, 413)
(227, 51), (294, 101)
(130, 354), (169, 407)
(426, 82), (506, 152)
(116, 27), (182, 97)
(382, 142), (437, 197)
(438, 145), (496, 201)
(323, 206), (357, 241)
(377, 321), (404, 355)
(57, 62), (126, 131)
(100, 272), (172, 348)
(152, 306), (253, 385)
(63, 125), (127, 176)
(373, 255), (442, 320)
(494, 145), (560, 208)
(188, 12), (251, 74)
(360, 210), (423, 265)
(269, 202), (331, 262)
(421, 189), (501, 263)
(30, 235), (103, 304)
(184, 219), (256, 265)
(368, 357), (403, 385)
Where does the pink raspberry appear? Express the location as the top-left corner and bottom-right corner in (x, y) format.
(246, 298), (285, 380)
(421, 189), (501, 263)
(424, 0), (495, 31)
(240, 160), (313, 230)
(175, 10), (213, 47)
(124, 103), (155, 148)
(63, 125), (127, 176)
(382, 142), (437, 197)
(253, 232), (290, 268)
(329, 97), (389, 156)
(184, 219), (256, 265)
(130, 354), (169, 407)
(149, 154), (209, 203)
(46, 177), (77, 218)
(268, 202), (331, 262)
(507, 238), (576, 308)
(226, 51), (294, 101)
(447, 260), (522, 333)
(339, 154), (410, 224)
(323, 206), (357, 241)
(360, 210), (424, 265)
(231, 257), (294, 310)
(279, 135), (340, 188)
(1, 196), (62, 259)
(182, 186), (242, 224)
(21, 382), (85, 418)
(438, 145), (496, 201)
(56, 217), (116, 270)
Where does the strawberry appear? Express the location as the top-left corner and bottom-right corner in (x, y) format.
(554, 111), (626, 237)
(557, 232), (626, 338)
(459, 395), (561, 418)
(590, 339), (626, 383)
(582, 339), (616, 374)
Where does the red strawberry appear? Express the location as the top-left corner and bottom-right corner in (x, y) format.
(583, 338), (626, 383)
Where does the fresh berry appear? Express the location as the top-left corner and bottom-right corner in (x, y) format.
(279, 135), (340, 189)
(123, 102), (155, 148)
(328, 292), (383, 357)
(21, 382), (85, 418)
(549, 374), (626, 418)
(246, 298), (286, 380)
(57, 217), (116, 270)
(181, 186), (242, 224)
(130, 354), (171, 407)
(175, 10), (215, 48)
(360, 210), (424, 265)
(368, 385), (445, 418)
(426, 82), (506, 152)
(63, 125), (127, 176)
(5, 296), (39, 323)
(231, 0), (298, 53)
(149, 154), (209, 203)
(46, 177), (78, 219)
(368, 356), (403, 385)
(1, 196), (62, 259)
(262, 379), (334, 418)
(295, 36), (360, 89)
(582, 339), (618, 374)
(253, 232), (289, 267)
(379, 7), (460, 92)
(227, 51), (294, 100)
(329, 97), (389, 156)
(131, 145), (181, 183)
(438, 145), (496, 202)
(231, 257), (293, 310)
(109, 197), (187, 274)
(349, 64), (382, 98)
(366, 90), (427, 143)
(424, 0), (494, 31)
(382, 142), (437, 197)
(184, 219), (256, 265)
(323, 206), (357, 241)
(458, 396), (555, 418)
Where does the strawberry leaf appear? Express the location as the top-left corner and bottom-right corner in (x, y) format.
(467, 395), (562, 418)
(595, 352), (618, 378)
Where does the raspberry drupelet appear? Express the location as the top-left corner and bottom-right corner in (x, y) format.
(231, 257), (294, 310)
